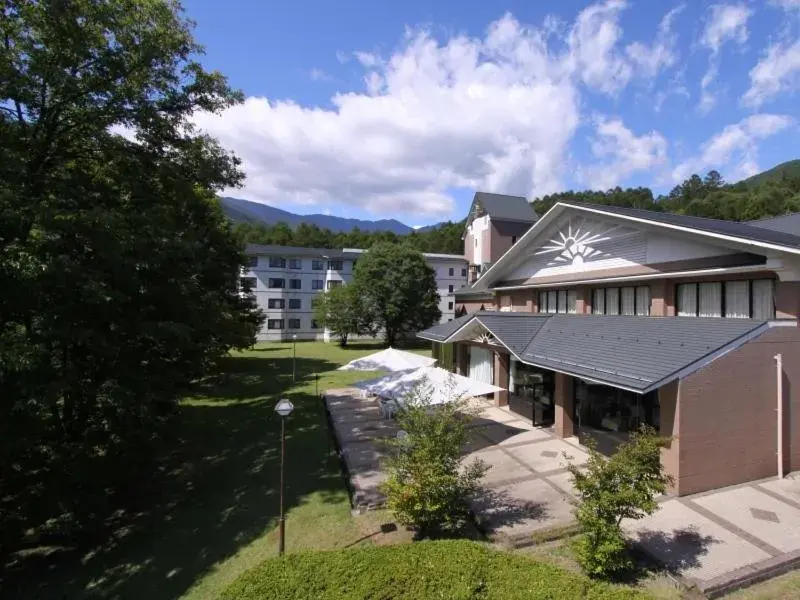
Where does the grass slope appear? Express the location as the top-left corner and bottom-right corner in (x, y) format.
(221, 540), (651, 600)
(742, 159), (800, 187)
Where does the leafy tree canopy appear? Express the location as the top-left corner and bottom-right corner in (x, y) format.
(311, 283), (374, 346)
(353, 242), (441, 346)
(0, 0), (262, 549)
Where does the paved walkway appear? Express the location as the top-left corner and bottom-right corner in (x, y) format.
(324, 387), (800, 595)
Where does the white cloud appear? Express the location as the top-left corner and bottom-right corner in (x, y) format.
(698, 3), (752, 112)
(565, 0), (632, 94)
(742, 40), (800, 106)
(189, 4), (687, 218)
(770, 0), (800, 9)
(625, 4), (684, 79)
(583, 118), (668, 189)
(309, 68), (335, 82)
(672, 114), (794, 182)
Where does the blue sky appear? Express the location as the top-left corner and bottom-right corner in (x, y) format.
(184, 0), (800, 226)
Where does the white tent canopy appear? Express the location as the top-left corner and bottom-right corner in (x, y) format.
(338, 347), (436, 372)
(353, 366), (503, 407)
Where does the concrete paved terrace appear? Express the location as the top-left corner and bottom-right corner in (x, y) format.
(325, 387), (800, 596)
(323, 387), (589, 540)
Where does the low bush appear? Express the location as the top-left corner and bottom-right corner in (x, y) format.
(221, 540), (652, 600)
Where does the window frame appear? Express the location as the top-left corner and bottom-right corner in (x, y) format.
(267, 298), (285, 309)
(675, 279), (775, 319)
(590, 285), (650, 316)
(288, 298), (301, 310)
(311, 259), (324, 271)
(327, 259), (343, 271)
(268, 278), (285, 289)
(312, 279), (324, 290)
(327, 280), (342, 290)
(288, 318), (301, 330)
(289, 278), (302, 290)
(268, 257), (286, 269)
(247, 256), (258, 268)
(288, 258), (302, 270)
(267, 319), (284, 330)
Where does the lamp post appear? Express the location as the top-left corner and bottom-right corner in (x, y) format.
(292, 334), (297, 383)
(275, 398), (295, 556)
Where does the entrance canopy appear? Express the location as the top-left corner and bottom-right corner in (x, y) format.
(353, 366), (502, 406)
(419, 311), (779, 393)
(338, 347), (436, 372)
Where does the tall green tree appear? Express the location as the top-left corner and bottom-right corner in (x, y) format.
(312, 284), (373, 346)
(354, 243), (441, 346)
(0, 0), (263, 547)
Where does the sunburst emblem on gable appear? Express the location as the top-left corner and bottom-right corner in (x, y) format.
(473, 332), (498, 345)
(535, 219), (629, 267)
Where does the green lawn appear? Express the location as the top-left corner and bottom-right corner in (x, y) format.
(5, 340), (415, 600)
(5, 339), (798, 599)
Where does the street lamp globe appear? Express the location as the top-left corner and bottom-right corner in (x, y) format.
(396, 430), (409, 443)
(275, 398), (294, 417)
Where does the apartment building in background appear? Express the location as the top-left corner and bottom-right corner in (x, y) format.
(242, 244), (467, 341)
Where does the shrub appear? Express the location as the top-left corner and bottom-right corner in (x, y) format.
(220, 540), (652, 600)
(566, 426), (672, 578)
(380, 382), (487, 537)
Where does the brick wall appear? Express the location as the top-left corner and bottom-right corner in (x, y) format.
(675, 326), (800, 495)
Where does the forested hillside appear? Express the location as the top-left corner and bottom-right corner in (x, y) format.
(234, 163), (800, 254)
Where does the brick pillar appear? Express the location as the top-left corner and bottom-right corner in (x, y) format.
(494, 352), (510, 407)
(456, 343), (469, 376)
(554, 373), (574, 437)
(649, 280), (666, 316)
(658, 380), (680, 495)
(576, 288), (590, 315)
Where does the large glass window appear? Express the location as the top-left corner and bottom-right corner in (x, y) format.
(725, 281), (749, 318)
(267, 319), (284, 330)
(635, 286), (650, 316)
(289, 258), (302, 269)
(538, 289), (579, 314)
(268, 278), (285, 289)
(677, 279), (774, 318)
(267, 298), (285, 309)
(605, 288), (620, 315)
(288, 319), (301, 329)
(327, 260), (343, 271)
(699, 282), (722, 317)
(547, 291), (558, 313)
(312, 279), (324, 290)
(288, 298), (301, 309)
(312, 259), (324, 270)
(289, 279), (301, 290)
(621, 287), (635, 315)
(752, 279), (774, 319)
(592, 288), (605, 314)
(567, 290), (578, 314)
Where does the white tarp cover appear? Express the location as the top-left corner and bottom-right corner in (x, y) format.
(338, 347), (436, 372)
(353, 366), (503, 407)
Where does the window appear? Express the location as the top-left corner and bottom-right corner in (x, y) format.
(725, 281), (749, 318)
(474, 237), (478, 247)
(699, 282), (722, 317)
(240, 277), (257, 290)
(592, 288), (605, 314)
(752, 280), (774, 319)
(289, 298), (301, 309)
(591, 286), (650, 316)
(448, 284), (454, 293)
(448, 267), (454, 276)
(327, 280), (342, 289)
(621, 287), (636, 316)
(635, 286), (650, 316)
(289, 258), (302, 269)
(268, 298), (285, 309)
(328, 260), (343, 271)
(511, 236), (517, 244)
(547, 291), (557, 313)
(247, 256), (258, 268)
(269, 257), (286, 268)
(461, 268), (467, 277)
(677, 279), (774, 318)
(311, 320), (320, 329)
(567, 290), (577, 314)
(289, 279), (301, 290)
(288, 318), (301, 329)
(267, 319), (284, 330)
(312, 279), (324, 290)
(268, 278), (285, 289)
(448, 301), (453, 310)
(312, 259), (324, 270)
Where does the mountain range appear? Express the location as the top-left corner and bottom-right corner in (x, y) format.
(219, 196), (435, 234)
(220, 160), (800, 235)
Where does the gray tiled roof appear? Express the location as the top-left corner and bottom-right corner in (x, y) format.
(472, 192), (538, 223)
(474, 313), (550, 356)
(417, 313), (474, 342)
(418, 312), (769, 392)
(563, 202), (800, 250)
(521, 315), (765, 392)
(749, 213), (800, 236)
